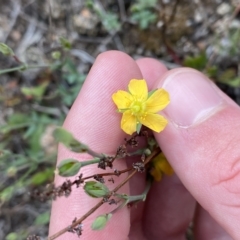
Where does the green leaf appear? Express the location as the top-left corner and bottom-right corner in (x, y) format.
(0, 122), (30, 134)
(34, 211), (50, 225)
(183, 53), (207, 70)
(218, 77), (240, 88)
(31, 168), (54, 185)
(148, 89), (157, 98)
(0, 113), (32, 134)
(130, 0), (157, 12)
(6, 233), (18, 240)
(59, 37), (72, 50)
(0, 186), (15, 202)
(101, 12), (121, 32)
(57, 159), (81, 177)
(51, 51), (61, 60)
(0, 42), (14, 56)
(219, 69), (236, 82)
(91, 213), (112, 230)
(131, 10), (157, 29)
(136, 122), (142, 134)
(53, 127), (89, 153)
(21, 82), (49, 100)
(206, 66), (218, 78)
(84, 181), (110, 198)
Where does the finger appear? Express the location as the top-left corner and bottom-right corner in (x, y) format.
(194, 204), (233, 240)
(154, 68), (240, 239)
(134, 59), (196, 240)
(49, 51), (143, 240)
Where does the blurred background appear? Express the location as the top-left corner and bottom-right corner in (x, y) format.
(0, 0), (240, 239)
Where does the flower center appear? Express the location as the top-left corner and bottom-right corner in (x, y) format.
(130, 100), (145, 116)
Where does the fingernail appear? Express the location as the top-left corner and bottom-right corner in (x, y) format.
(162, 69), (224, 127)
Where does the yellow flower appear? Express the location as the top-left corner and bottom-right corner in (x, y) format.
(112, 79), (170, 135)
(150, 152), (173, 181)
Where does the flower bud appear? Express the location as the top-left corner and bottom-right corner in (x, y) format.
(84, 181), (109, 198)
(53, 127), (89, 153)
(57, 159), (81, 177)
(91, 214), (112, 230)
(7, 167), (17, 177)
(51, 51), (61, 60)
(0, 43), (14, 56)
(144, 148), (151, 156)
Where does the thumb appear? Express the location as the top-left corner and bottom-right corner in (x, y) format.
(155, 68), (240, 239)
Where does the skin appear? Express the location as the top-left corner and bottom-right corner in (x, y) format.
(49, 51), (240, 240)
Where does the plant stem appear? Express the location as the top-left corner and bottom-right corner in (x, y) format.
(81, 158), (101, 167)
(48, 147), (160, 240)
(87, 148), (104, 158)
(115, 182), (151, 203)
(81, 167), (132, 181)
(0, 64), (49, 75)
(125, 179), (152, 202)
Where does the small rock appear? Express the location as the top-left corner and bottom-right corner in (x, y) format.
(217, 3), (232, 15)
(73, 8), (99, 34)
(157, 20), (164, 28)
(10, 30), (21, 41)
(230, 19), (240, 29)
(194, 11), (203, 23)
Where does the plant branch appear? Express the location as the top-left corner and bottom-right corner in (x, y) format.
(86, 148), (105, 158)
(81, 167), (133, 181)
(48, 147), (160, 240)
(0, 64), (49, 75)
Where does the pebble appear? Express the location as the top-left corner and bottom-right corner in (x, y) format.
(217, 3), (232, 15)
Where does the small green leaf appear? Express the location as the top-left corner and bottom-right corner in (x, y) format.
(219, 69), (236, 82)
(84, 181), (110, 198)
(59, 37), (72, 50)
(136, 122), (142, 134)
(31, 168), (54, 185)
(52, 51), (61, 60)
(6, 166), (17, 177)
(143, 148), (151, 156)
(53, 127), (89, 153)
(219, 77), (240, 88)
(131, 10), (157, 29)
(91, 213), (112, 230)
(206, 66), (218, 78)
(57, 159), (81, 177)
(0, 186), (15, 202)
(148, 89), (157, 98)
(21, 82), (49, 100)
(183, 53), (207, 70)
(0, 42), (14, 56)
(34, 211), (50, 225)
(6, 233), (18, 240)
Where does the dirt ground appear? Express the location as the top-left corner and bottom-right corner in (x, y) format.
(0, 0), (240, 239)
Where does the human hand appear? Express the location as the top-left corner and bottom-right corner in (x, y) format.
(49, 51), (240, 240)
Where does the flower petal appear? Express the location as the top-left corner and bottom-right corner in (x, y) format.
(121, 111), (137, 135)
(154, 153), (173, 176)
(150, 152), (173, 181)
(112, 90), (133, 110)
(128, 79), (148, 101)
(140, 113), (168, 133)
(146, 89), (170, 113)
(150, 168), (162, 181)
